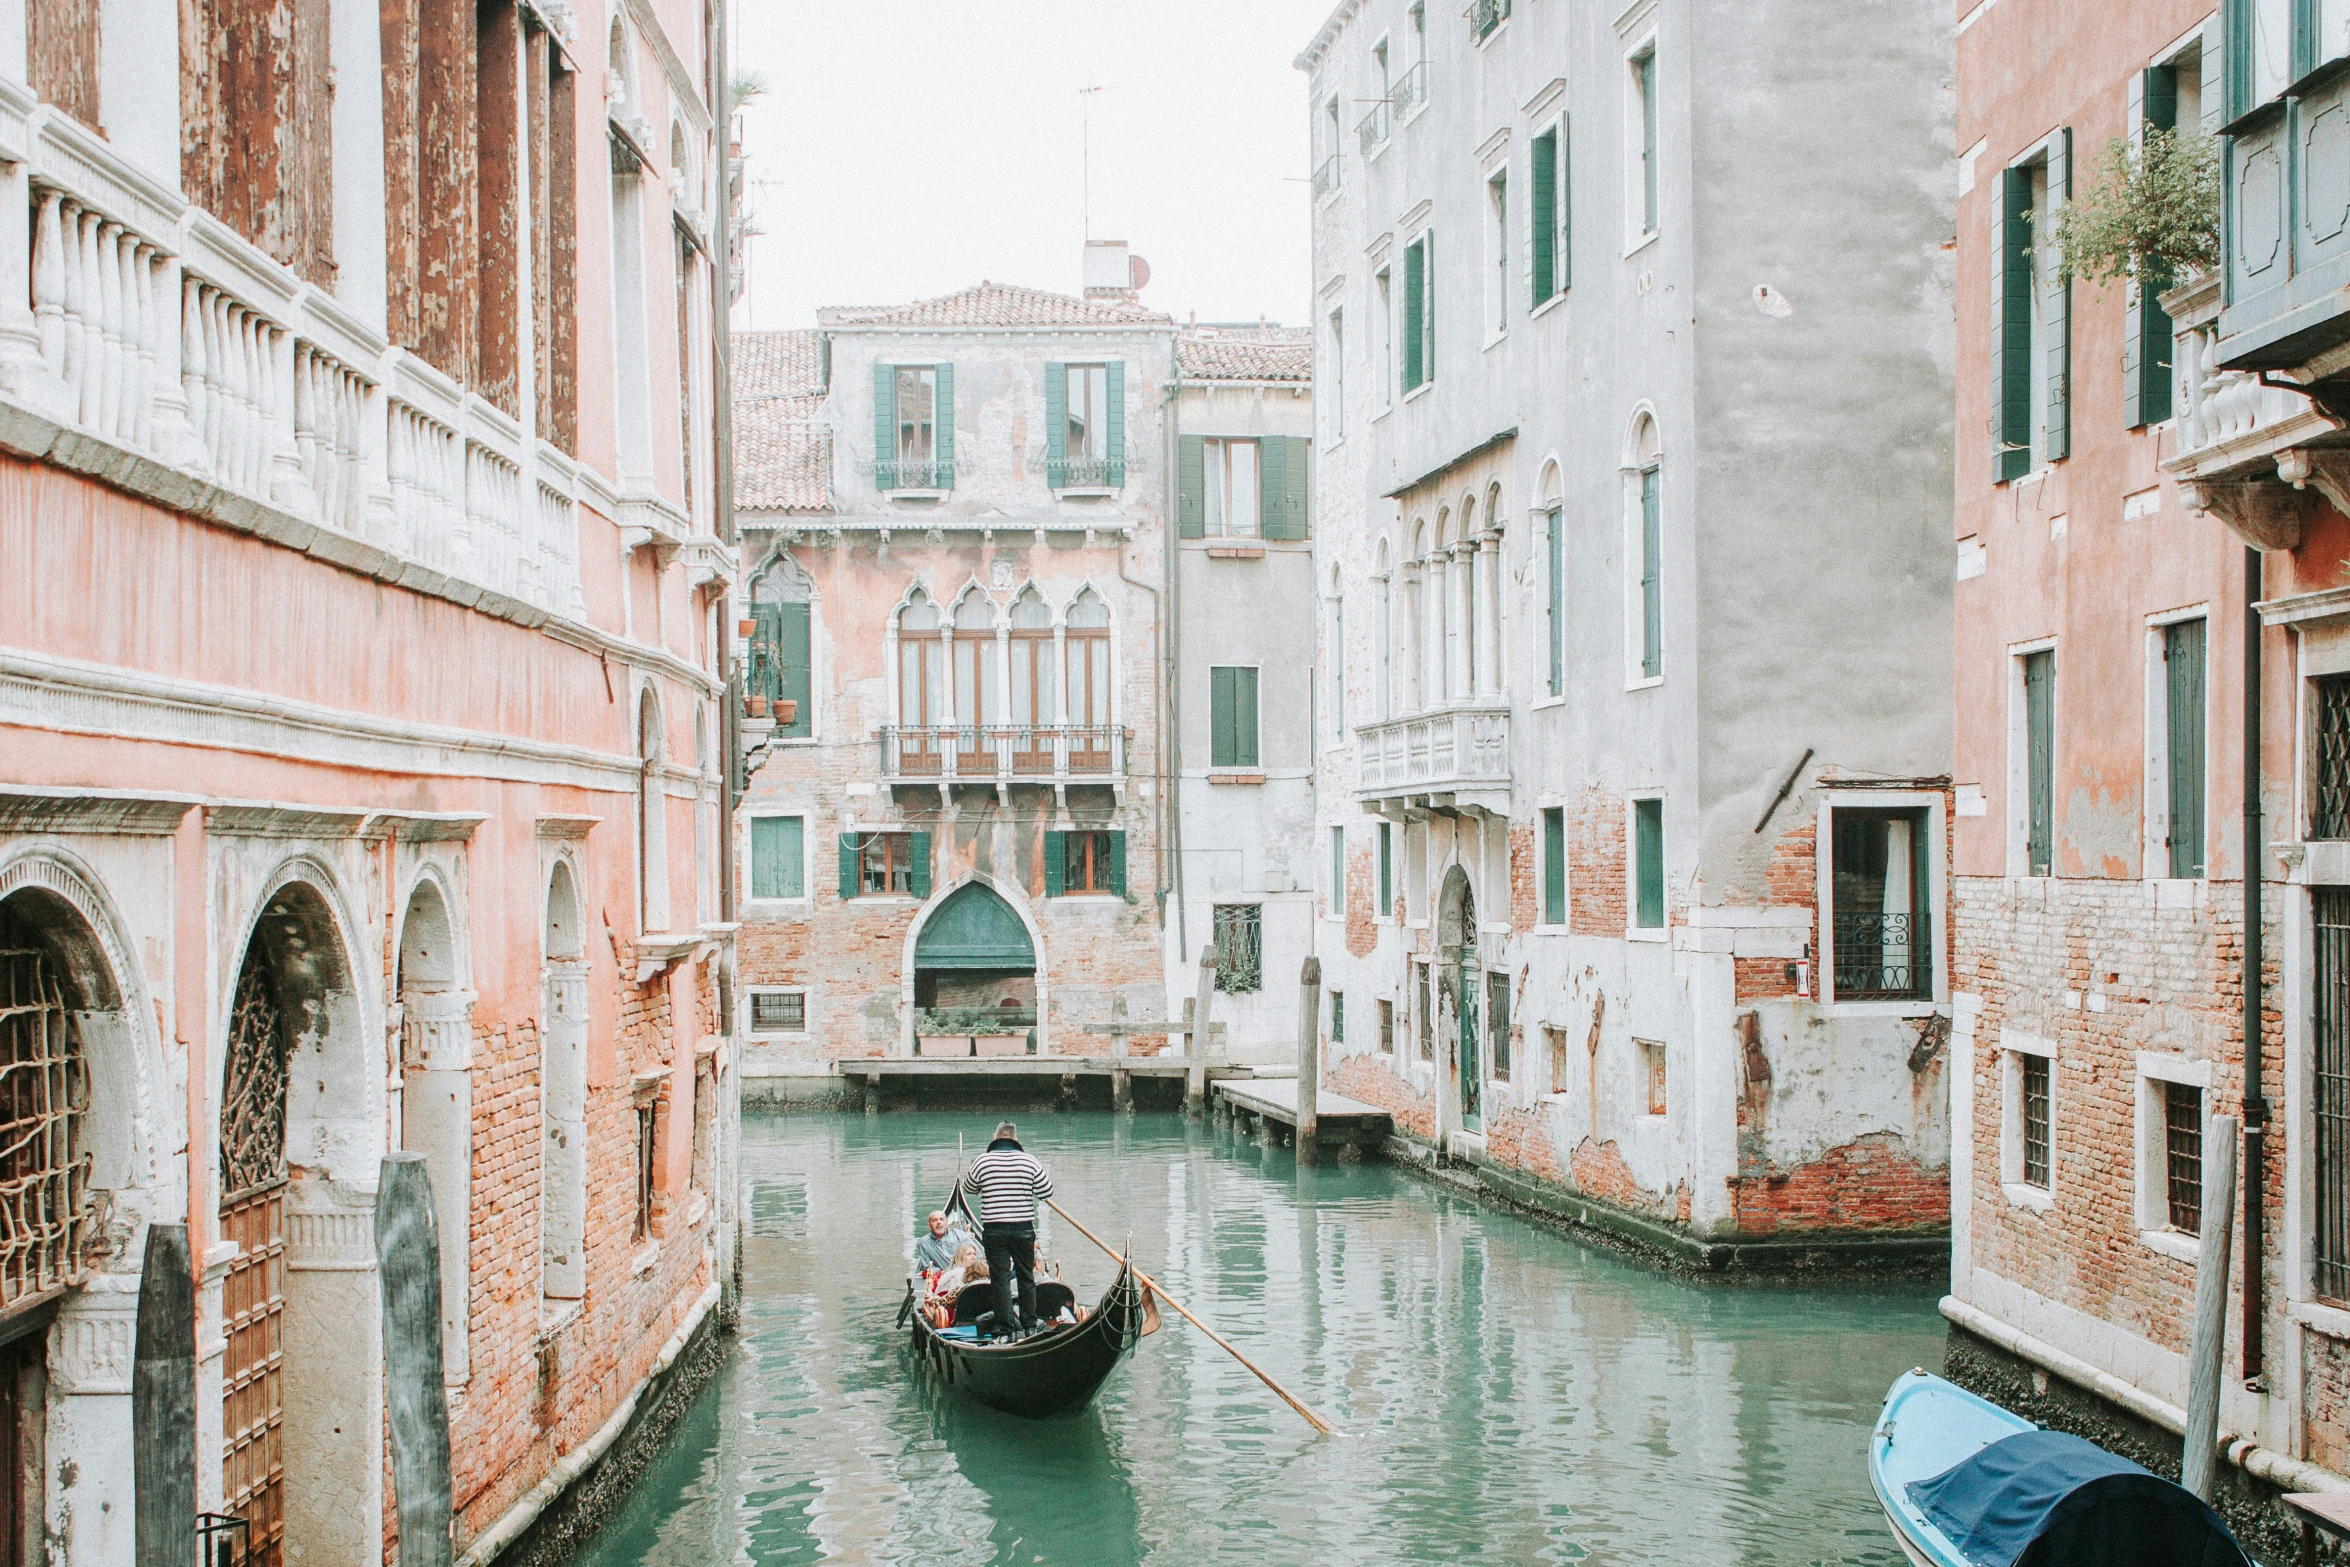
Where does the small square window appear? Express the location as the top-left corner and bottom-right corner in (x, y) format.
(1212, 905), (1262, 994)
(750, 990), (806, 1033)
(861, 832), (915, 895)
(1640, 1038), (1666, 1116)
(1331, 991), (1346, 1044)
(1062, 831), (1118, 894)
(2163, 1080), (2203, 1234)
(1379, 998), (1395, 1054)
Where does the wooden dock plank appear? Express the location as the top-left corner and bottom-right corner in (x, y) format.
(1214, 1078), (1390, 1130)
(835, 1057), (1245, 1079)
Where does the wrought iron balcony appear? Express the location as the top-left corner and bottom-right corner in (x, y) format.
(880, 724), (1128, 787)
(1471, 0), (1510, 41)
(1356, 98), (1390, 153)
(1313, 153), (1342, 203)
(1046, 456), (1122, 489)
(1391, 61), (1428, 118)
(1830, 911), (1930, 1002)
(875, 457), (954, 491)
(1353, 702), (1510, 812)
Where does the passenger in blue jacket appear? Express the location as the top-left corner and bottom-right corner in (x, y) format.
(961, 1120), (1054, 1337)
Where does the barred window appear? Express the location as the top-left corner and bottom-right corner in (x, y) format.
(1330, 991), (1345, 1044)
(2316, 675), (2350, 839)
(1487, 971), (1511, 1082)
(2317, 888), (2350, 1299)
(1415, 964), (1433, 1061)
(2164, 1080), (2202, 1235)
(1379, 998), (1395, 1055)
(750, 990), (805, 1033)
(1212, 905), (1262, 995)
(2022, 1053), (2052, 1190)
(634, 1093), (661, 1242)
(0, 945), (91, 1311)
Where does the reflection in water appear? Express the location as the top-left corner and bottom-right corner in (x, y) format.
(575, 1112), (1943, 1566)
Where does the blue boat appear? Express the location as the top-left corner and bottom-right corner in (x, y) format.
(1869, 1369), (2251, 1567)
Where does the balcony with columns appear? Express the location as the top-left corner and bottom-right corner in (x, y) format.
(1354, 515), (1512, 818)
(0, 78), (591, 626)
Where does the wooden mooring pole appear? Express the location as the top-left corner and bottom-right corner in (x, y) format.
(1186, 947), (1217, 1117)
(133, 1223), (195, 1567)
(1296, 956), (1322, 1164)
(2182, 1113), (2239, 1503)
(379, 1152), (455, 1567)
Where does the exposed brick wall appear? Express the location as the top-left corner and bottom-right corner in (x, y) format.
(1568, 786), (1625, 938)
(1726, 1131), (1948, 1235)
(1508, 818), (1538, 931)
(1344, 841), (1379, 958)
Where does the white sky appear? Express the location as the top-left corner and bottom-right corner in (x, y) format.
(729, 0), (1333, 332)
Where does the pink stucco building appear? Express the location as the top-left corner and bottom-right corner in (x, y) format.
(0, 3), (738, 1562)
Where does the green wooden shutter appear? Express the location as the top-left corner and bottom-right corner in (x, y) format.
(1044, 362), (1067, 486)
(1634, 799), (1663, 928)
(873, 363), (895, 489)
(2045, 129), (2072, 463)
(934, 362), (955, 487)
(1210, 666), (1236, 766)
(1402, 240), (1425, 390)
(908, 831), (933, 897)
(1257, 436), (1287, 539)
(1108, 830), (1127, 899)
(1530, 127), (1557, 306)
(753, 816), (803, 899)
(1044, 830), (1065, 897)
(2167, 619), (2207, 878)
(1547, 506), (1564, 695)
(1639, 51), (1658, 232)
(1558, 114), (1572, 291)
(2024, 650), (2054, 875)
(1178, 434), (1206, 538)
(839, 832), (860, 900)
(1235, 667), (1259, 768)
(2201, 18), (2223, 133)
(2127, 71), (2177, 429)
(750, 602), (783, 705)
(1640, 467), (1661, 679)
(1378, 821), (1392, 914)
(1543, 806), (1565, 925)
(1419, 234), (1434, 382)
(1283, 436), (1310, 538)
(779, 601), (811, 738)
(1997, 167), (2034, 481)
(1105, 361), (1125, 486)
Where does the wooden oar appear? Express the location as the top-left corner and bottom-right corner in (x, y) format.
(1045, 1198), (1343, 1438)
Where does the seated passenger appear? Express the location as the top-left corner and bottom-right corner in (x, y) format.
(914, 1210), (959, 1274)
(926, 1242), (989, 1329)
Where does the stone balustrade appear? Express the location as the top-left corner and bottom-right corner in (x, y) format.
(1354, 702), (1512, 809)
(0, 83), (584, 617)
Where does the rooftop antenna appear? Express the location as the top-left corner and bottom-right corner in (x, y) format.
(1079, 85), (1103, 240)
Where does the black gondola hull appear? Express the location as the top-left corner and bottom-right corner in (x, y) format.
(906, 1263), (1147, 1419)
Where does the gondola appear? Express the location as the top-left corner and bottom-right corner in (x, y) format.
(1870, 1369), (2250, 1567)
(897, 1190), (1158, 1419)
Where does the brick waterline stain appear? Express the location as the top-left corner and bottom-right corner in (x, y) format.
(573, 1112), (1943, 1565)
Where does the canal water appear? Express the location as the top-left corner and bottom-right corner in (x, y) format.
(577, 1110), (1946, 1566)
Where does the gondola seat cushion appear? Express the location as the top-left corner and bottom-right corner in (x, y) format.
(949, 1280), (1077, 1327)
(1906, 1429), (2249, 1567)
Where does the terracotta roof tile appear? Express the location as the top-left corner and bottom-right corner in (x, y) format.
(1176, 325), (1312, 382)
(821, 281), (1170, 329)
(732, 330), (831, 512)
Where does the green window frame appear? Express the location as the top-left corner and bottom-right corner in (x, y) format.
(2022, 649), (2054, 877)
(2164, 619), (2207, 879)
(1639, 466), (1662, 679)
(2124, 66), (2177, 429)
(838, 830), (931, 899)
(1993, 166), (2034, 481)
(1402, 233), (1433, 392)
(1045, 829), (1127, 898)
(1210, 666), (1260, 768)
(1378, 821), (1393, 915)
(1045, 361), (1126, 489)
(1542, 806), (1566, 926)
(1632, 797), (1664, 930)
(1487, 969), (1511, 1083)
(872, 363), (953, 491)
(750, 815), (804, 900)
(1530, 120), (1569, 306)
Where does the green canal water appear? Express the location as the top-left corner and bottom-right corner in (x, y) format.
(575, 1110), (1946, 1566)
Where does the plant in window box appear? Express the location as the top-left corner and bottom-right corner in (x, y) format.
(2040, 128), (2219, 294)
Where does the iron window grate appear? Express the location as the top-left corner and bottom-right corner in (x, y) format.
(2022, 1053), (2051, 1189)
(2318, 888), (2350, 1299)
(1212, 905), (1262, 995)
(751, 992), (805, 1032)
(2317, 676), (2350, 839)
(0, 948), (92, 1313)
(2164, 1079), (2203, 1234)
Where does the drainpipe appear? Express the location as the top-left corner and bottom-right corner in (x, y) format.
(1160, 340), (1187, 964)
(2243, 542), (2266, 1386)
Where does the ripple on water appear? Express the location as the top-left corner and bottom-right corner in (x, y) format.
(571, 1111), (1942, 1567)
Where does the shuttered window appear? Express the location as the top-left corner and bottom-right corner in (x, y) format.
(2044, 130), (2072, 463)
(1994, 167), (2034, 481)
(1045, 362), (1124, 488)
(1259, 436), (1312, 540)
(873, 364), (952, 490)
(750, 600), (813, 739)
(1547, 505), (1565, 695)
(2023, 650), (2054, 876)
(1633, 798), (1664, 929)
(1530, 121), (1568, 306)
(2164, 618), (2207, 878)
(1378, 821), (1393, 915)
(1639, 466), (1662, 679)
(839, 831), (930, 898)
(1210, 666), (1260, 768)
(1046, 830), (1125, 897)
(1636, 48), (1658, 236)
(2125, 67), (2177, 429)
(1402, 234), (1432, 392)
(1330, 826), (1346, 916)
(1542, 806), (1566, 925)
(750, 816), (804, 900)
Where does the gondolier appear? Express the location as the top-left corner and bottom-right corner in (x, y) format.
(963, 1121), (1053, 1338)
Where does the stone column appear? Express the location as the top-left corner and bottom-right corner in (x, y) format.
(58, 1270), (141, 1564)
(1451, 540), (1475, 700)
(401, 989), (475, 1383)
(284, 1179), (383, 1565)
(1476, 530), (1503, 696)
(541, 960), (589, 1300)
(1425, 552), (1447, 708)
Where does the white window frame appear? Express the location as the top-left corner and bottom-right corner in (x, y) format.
(1627, 790), (1666, 941)
(1999, 1028), (2058, 1210)
(1330, 823), (1346, 919)
(744, 810), (812, 908)
(1203, 437), (1263, 538)
(1815, 789), (1947, 1016)
(1374, 263), (1395, 411)
(746, 985), (810, 1036)
(1637, 1037), (1667, 1118)
(1326, 305), (1345, 443)
(1065, 361), (1110, 464)
(2007, 636), (2058, 878)
(1621, 437), (1663, 692)
(2134, 1050), (2211, 1262)
(1530, 111), (1570, 318)
(2143, 605), (2211, 885)
(1623, 30), (1660, 254)
(1537, 797), (1569, 932)
(1484, 162), (1510, 345)
(1403, 226), (1436, 401)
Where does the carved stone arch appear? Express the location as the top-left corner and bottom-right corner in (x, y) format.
(1536, 457), (1563, 507)
(544, 854), (585, 962)
(750, 544), (814, 604)
(540, 853), (589, 1301)
(1484, 480), (1505, 534)
(1062, 582), (1111, 629)
(637, 681), (670, 932)
(950, 581), (999, 631)
(897, 873), (1050, 1055)
(1436, 862), (1478, 955)
(1009, 582), (1052, 628)
(394, 868), (462, 992)
(1625, 401), (1663, 469)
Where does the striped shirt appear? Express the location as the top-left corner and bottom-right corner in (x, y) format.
(962, 1144), (1054, 1227)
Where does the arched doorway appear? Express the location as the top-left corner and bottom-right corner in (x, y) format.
(219, 921), (294, 1567)
(911, 883), (1037, 1056)
(1438, 864), (1481, 1135)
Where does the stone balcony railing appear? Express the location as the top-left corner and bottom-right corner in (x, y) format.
(0, 82), (587, 618)
(880, 724), (1128, 794)
(2163, 269), (2350, 553)
(1354, 701), (1511, 815)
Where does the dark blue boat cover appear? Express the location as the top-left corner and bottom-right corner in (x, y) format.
(1906, 1430), (2249, 1567)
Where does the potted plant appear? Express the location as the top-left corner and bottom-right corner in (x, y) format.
(775, 699), (797, 726)
(738, 617), (756, 638)
(746, 694), (769, 718)
(2044, 127), (2219, 297)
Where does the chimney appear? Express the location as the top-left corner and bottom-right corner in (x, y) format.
(1084, 239), (1143, 300)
